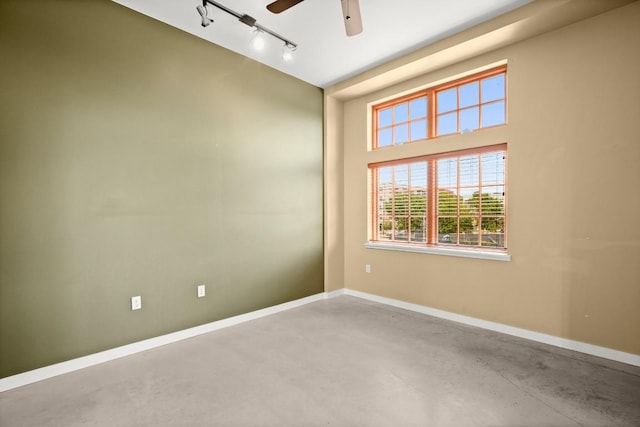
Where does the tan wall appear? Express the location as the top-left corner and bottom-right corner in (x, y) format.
(0, 0), (323, 378)
(324, 97), (345, 292)
(328, 2), (640, 355)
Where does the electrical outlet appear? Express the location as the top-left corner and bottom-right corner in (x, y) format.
(131, 295), (142, 311)
(365, 264), (371, 273)
(197, 284), (206, 298)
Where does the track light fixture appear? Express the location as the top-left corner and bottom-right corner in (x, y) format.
(196, 4), (213, 27)
(196, 0), (298, 60)
(282, 43), (296, 61)
(251, 29), (266, 51)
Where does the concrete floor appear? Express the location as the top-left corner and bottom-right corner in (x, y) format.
(1, 295), (639, 426)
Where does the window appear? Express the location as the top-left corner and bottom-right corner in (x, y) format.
(373, 66), (506, 149)
(369, 144), (507, 251)
(375, 95), (428, 148)
(369, 65), (510, 259)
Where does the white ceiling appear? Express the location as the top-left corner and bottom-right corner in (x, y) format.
(113, 0), (532, 88)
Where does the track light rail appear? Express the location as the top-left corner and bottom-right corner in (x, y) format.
(200, 0), (298, 49)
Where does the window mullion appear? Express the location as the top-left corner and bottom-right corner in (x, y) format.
(427, 159), (437, 245)
(373, 105), (378, 149)
(479, 78), (484, 129)
(428, 89), (436, 139)
(407, 164), (412, 243)
(373, 168), (379, 241)
(456, 87), (461, 134)
(503, 152), (508, 248)
(391, 166), (396, 241)
(456, 156), (461, 246)
(478, 154), (483, 247)
(407, 102), (412, 143)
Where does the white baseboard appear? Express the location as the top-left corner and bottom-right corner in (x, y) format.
(3, 288), (638, 393)
(325, 289), (346, 298)
(343, 288), (640, 368)
(0, 292), (330, 393)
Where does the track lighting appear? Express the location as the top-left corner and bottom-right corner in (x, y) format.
(251, 29), (266, 51)
(196, 4), (213, 27)
(282, 43), (296, 61)
(196, 0), (298, 60)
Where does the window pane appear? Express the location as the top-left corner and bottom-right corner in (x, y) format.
(410, 97), (427, 119)
(379, 218), (393, 240)
(481, 101), (505, 127)
(410, 162), (428, 189)
(378, 128), (392, 147)
(460, 82), (479, 108)
(395, 217), (409, 241)
(394, 124), (409, 144)
(409, 162), (427, 231)
(479, 187), (505, 215)
(395, 103), (408, 123)
(438, 190), (458, 216)
(410, 120), (427, 141)
(378, 166), (393, 185)
(459, 155), (480, 187)
(481, 74), (505, 102)
(459, 225), (478, 246)
(437, 158), (457, 188)
(460, 107), (479, 133)
(378, 166), (393, 192)
(394, 192), (409, 215)
(377, 167), (393, 239)
(481, 218), (504, 247)
(392, 164), (409, 241)
(376, 166), (393, 241)
(408, 162), (428, 243)
(463, 189), (481, 215)
(437, 112), (457, 136)
(411, 217), (426, 242)
(409, 207), (426, 236)
(437, 88), (457, 113)
(410, 194), (427, 236)
(481, 151), (505, 185)
(395, 164), (408, 188)
(438, 217), (457, 244)
(378, 108), (392, 127)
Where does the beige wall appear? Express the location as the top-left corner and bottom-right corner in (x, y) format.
(324, 97), (345, 292)
(0, 0), (323, 378)
(327, 1), (640, 355)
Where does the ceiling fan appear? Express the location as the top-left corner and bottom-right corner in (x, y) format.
(266, 0), (363, 37)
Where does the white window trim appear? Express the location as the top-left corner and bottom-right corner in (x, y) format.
(364, 242), (511, 262)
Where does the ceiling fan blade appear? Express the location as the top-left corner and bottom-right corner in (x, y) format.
(267, 0), (305, 14)
(341, 0), (363, 37)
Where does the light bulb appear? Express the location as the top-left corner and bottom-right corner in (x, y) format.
(282, 43), (296, 61)
(251, 29), (265, 51)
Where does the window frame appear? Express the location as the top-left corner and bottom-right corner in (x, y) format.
(368, 143), (508, 255)
(372, 65), (507, 150)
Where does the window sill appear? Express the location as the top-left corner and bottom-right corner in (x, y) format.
(364, 242), (511, 262)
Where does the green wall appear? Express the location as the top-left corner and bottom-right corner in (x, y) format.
(0, 0), (324, 378)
